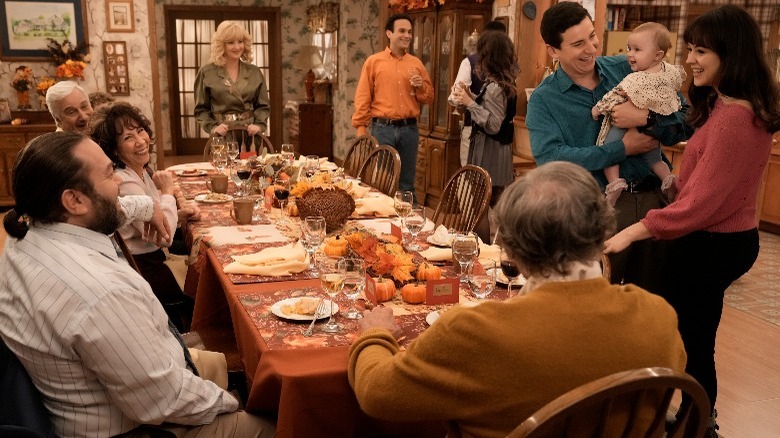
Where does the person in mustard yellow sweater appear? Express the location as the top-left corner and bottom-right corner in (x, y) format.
(348, 161), (687, 438)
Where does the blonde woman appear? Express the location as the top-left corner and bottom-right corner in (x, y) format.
(194, 20), (269, 149)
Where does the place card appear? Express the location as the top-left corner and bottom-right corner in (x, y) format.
(390, 222), (403, 241)
(425, 277), (460, 305)
(364, 274), (378, 306)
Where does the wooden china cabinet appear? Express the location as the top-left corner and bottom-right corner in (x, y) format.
(405, 0), (493, 207)
(0, 111), (56, 206)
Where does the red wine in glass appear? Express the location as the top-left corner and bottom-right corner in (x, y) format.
(274, 188), (290, 201)
(500, 260), (520, 279)
(237, 169), (252, 181)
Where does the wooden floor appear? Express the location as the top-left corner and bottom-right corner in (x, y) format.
(0, 210), (778, 435)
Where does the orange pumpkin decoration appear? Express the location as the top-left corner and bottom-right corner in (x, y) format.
(374, 277), (396, 302)
(323, 236), (349, 257)
(416, 262), (442, 281)
(401, 283), (426, 304)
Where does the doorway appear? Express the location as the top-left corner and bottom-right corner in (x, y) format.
(164, 6), (281, 156)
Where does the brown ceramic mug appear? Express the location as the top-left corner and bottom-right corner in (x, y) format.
(231, 198), (254, 225)
(206, 173), (228, 194)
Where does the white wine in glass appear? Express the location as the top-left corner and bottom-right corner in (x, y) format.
(339, 258), (365, 320)
(320, 269), (345, 333)
(404, 207), (425, 251)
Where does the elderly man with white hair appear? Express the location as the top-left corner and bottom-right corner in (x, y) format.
(45, 81), (172, 247)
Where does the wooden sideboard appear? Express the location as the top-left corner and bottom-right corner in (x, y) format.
(284, 102), (333, 159)
(0, 111), (56, 206)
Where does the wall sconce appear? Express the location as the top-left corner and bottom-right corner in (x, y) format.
(294, 45), (323, 102)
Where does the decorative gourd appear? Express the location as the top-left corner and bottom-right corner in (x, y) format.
(374, 277), (396, 302)
(323, 236), (349, 257)
(401, 283), (426, 304)
(287, 201), (299, 217)
(416, 262), (442, 281)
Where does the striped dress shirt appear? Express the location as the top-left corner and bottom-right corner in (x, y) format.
(0, 222), (237, 437)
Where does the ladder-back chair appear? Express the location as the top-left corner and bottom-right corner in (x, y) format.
(343, 134), (379, 177)
(357, 145), (401, 197)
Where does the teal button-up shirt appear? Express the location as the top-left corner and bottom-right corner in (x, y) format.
(527, 55), (691, 187)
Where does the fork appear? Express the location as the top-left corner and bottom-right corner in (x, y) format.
(303, 300), (328, 337)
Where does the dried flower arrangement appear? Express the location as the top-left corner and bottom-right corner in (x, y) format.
(45, 38), (91, 79)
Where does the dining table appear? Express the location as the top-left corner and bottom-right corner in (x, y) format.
(166, 159), (509, 438)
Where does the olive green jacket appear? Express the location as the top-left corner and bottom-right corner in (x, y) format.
(194, 61), (270, 135)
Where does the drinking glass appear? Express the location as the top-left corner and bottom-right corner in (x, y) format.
(305, 155), (320, 178)
(404, 206), (425, 251)
(339, 258), (365, 320)
(227, 141), (240, 167)
(235, 160), (252, 197)
(320, 259), (345, 333)
(211, 150), (228, 175)
(302, 216), (326, 277)
(273, 177), (291, 225)
(452, 233), (479, 283)
(393, 190), (413, 219)
(280, 143), (295, 166)
(468, 260), (496, 299)
(210, 136), (226, 154)
(407, 67), (420, 96)
(250, 194), (264, 222)
(500, 247), (522, 297)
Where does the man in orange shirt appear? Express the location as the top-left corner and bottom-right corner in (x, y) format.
(352, 13), (433, 196)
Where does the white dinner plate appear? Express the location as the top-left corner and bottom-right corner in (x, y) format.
(194, 193), (234, 204)
(270, 297), (338, 321)
(175, 169), (208, 177)
(425, 301), (481, 325)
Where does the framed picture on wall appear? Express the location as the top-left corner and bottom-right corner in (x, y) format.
(104, 41), (130, 96)
(0, 98), (11, 123)
(0, 0), (89, 61)
(106, 0), (134, 33)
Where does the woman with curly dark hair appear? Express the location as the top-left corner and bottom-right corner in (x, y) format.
(605, 6), (780, 436)
(89, 102), (199, 331)
(451, 30), (520, 242)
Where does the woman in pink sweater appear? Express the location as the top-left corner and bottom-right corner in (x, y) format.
(605, 6), (780, 436)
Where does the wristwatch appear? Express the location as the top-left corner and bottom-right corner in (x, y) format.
(638, 111), (657, 133)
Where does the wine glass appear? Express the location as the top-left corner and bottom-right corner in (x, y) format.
(468, 260), (496, 299)
(407, 67), (420, 96)
(451, 81), (466, 116)
(452, 233), (479, 284)
(280, 143), (295, 166)
(305, 155), (319, 178)
(273, 177), (291, 225)
(393, 191), (413, 219)
(210, 136), (226, 154)
(211, 150), (228, 175)
(500, 247), (522, 298)
(227, 141), (240, 167)
(302, 216), (326, 277)
(250, 193), (264, 222)
(404, 206), (425, 251)
(320, 259), (345, 333)
(339, 258), (365, 320)
(236, 160), (252, 197)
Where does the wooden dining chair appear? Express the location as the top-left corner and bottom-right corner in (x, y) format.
(431, 165), (492, 234)
(508, 367), (710, 438)
(203, 126), (262, 161)
(252, 134), (275, 156)
(357, 145), (401, 196)
(343, 134), (379, 177)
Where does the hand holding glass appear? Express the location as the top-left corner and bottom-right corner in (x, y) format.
(407, 67), (420, 96)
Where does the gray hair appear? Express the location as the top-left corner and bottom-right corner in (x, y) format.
(494, 161), (615, 277)
(46, 80), (88, 120)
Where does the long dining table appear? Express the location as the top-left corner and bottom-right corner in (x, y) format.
(168, 160), (507, 437)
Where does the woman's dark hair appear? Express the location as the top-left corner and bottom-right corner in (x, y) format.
(684, 5), (780, 132)
(476, 30), (520, 98)
(540, 1), (591, 49)
(4, 132), (94, 239)
(88, 102), (154, 169)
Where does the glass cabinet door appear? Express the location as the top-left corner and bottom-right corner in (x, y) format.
(411, 12), (435, 129)
(435, 13), (453, 130)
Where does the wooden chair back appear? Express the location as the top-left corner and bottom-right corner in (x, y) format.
(357, 145), (401, 196)
(343, 134), (379, 177)
(253, 134), (275, 156)
(508, 367), (710, 438)
(601, 253), (611, 281)
(203, 126), (271, 161)
(113, 232), (141, 274)
(432, 165), (492, 234)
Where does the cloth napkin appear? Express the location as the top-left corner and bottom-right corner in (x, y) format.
(419, 246), (452, 262)
(344, 180), (372, 198)
(429, 225), (455, 246)
(355, 197), (396, 217)
(224, 242), (309, 276)
(478, 243), (501, 265)
(204, 225), (288, 247)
